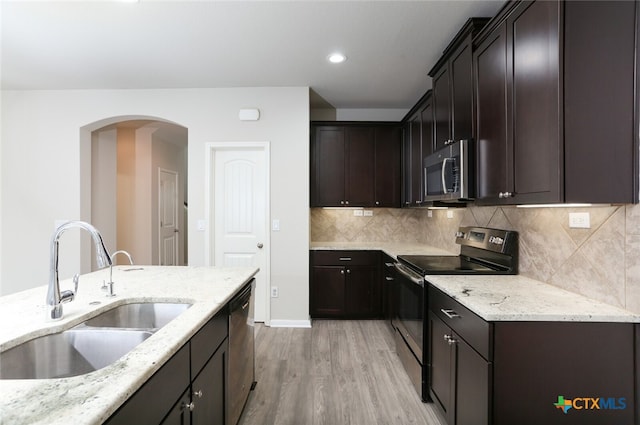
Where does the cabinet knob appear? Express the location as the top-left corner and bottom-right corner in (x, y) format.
(498, 191), (513, 199)
(341, 270), (345, 274)
(182, 402), (196, 411)
(375, 201), (380, 205)
(346, 269), (351, 274)
(193, 390), (203, 398)
(345, 200), (349, 205)
(340, 201), (345, 205)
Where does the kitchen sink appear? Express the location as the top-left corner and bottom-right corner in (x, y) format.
(82, 302), (191, 330)
(0, 328), (153, 379)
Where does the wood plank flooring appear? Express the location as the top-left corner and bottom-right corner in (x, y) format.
(238, 320), (446, 425)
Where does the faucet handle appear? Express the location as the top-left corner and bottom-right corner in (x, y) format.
(73, 274), (79, 295)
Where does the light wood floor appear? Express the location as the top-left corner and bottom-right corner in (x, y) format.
(238, 320), (446, 425)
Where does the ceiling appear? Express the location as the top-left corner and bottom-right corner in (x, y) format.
(1, 0), (504, 110)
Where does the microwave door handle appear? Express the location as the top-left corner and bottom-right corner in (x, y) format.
(442, 157), (453, 194)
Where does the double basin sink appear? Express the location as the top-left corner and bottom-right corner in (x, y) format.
(0, 302), (191, 380)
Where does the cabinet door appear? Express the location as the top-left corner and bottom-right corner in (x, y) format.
(374, 126), (401, 207)
(402, 122), (412, 207)
(455, 334), (489, 425)
(450, 39), (474, 143)
(345, 127), (375, 206)
(162, 390), (192, 425)
(420, 100), (434, 159)
(474, 22), (509, 203)
(192, 343), (227, 425)
(429, 313), (454, 424)
(345, 265), (381, 318)
(310, 266), (345, 317)
(509, 0), (561, 204)
(432, 65), (451, 150)
(311, 126), (345, 207)
(409, 112), (423, 205)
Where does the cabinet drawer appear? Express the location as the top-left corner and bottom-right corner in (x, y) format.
(311, 250), (380, 266)
(428, 284), (491, 359)
(191, 309), (228, 376)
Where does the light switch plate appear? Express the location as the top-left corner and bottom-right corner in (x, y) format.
(272, 219), (280, 231)
(197, 220), (206, 231)
(569, 212), (590, 228)
(447, 210), (454, 219)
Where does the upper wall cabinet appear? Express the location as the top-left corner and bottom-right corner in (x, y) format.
(429, 18), (490, 151)
(311, 122), (402, 208)
(402, 91), (434, 207)
(474, 0), (639, 205)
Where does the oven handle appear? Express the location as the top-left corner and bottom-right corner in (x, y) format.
(394, 263), (424, 287)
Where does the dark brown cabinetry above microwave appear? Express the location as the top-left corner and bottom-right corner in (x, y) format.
(402, 91), (434, 207)
(310, 122), (402, 208)
(428, 18), (489, 152)
(473, 0), (639, 205)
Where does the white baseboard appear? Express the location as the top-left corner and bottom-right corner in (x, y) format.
(268, 319), (312, 328)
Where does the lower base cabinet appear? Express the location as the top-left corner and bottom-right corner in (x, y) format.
(106, 309), (229, 425)
(428, 284), (637, 425)
(310, 250), (382, 318)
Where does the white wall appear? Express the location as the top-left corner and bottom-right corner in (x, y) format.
(0, 87), (310, 323)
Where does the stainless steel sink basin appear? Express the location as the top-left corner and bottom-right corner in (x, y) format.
(82, 302), (191, 330)
(0, 329), (153, 379)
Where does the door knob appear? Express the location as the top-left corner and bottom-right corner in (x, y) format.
(257, 242), (264, 249)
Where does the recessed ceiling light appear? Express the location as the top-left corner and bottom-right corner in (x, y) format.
(327, 53), (347, 64)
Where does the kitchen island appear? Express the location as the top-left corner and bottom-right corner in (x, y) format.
(0, 265), (258, 425)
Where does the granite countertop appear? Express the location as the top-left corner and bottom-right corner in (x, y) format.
(0, 265), (258, 425)
(310, 241), (453, 259)
(310, 241), (640, 323)
(427, 274), (640, 323)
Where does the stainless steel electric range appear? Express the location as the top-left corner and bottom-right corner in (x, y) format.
(391, 226), (518, 401)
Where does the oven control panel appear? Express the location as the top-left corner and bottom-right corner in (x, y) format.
(455, 226), (517, 254)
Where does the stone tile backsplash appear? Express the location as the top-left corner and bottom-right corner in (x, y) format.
(311, 204), (640, 313)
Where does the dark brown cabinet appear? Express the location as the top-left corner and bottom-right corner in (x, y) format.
(402, 91), (433, 207)
(311, 123), (401, 207)
(107, 310), (229, 425)
(428, 284), (638, 425)
(381, 254), (395, 326)
(473, 0), (639, 205)
(310, 250), (382, 319)
(429, 286), (489, 425)
(429, 18), (489, 151)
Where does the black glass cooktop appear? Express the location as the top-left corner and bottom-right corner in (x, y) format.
(397, 255), (504, 275)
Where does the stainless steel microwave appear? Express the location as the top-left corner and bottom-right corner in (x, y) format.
(423, 139), (474, 202)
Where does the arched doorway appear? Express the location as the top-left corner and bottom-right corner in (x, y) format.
(79, 117), (188, 269)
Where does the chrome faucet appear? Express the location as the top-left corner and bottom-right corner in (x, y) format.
(104, 250), (134, 297)
(46, 221), (112, 320)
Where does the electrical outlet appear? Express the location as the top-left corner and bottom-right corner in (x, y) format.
(353, 210), (363, 217)
(446, 210), (454, 219)
(363, 210), (373, 217)
(569, 212), (590, 228)
(271, 286), (279, 298)
(428, 210), (433, 218)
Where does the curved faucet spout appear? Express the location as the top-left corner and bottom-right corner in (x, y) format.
(46, 221), (112, 321)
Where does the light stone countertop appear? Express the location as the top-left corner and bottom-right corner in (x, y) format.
(310, 241), (640, 323)
(0, 265), (258, 425)
(310, 241), (453, 259)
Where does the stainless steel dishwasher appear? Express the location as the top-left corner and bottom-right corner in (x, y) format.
(227, 279), (256, 425)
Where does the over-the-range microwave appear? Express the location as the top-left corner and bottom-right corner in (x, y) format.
(423, 139), (474, 202)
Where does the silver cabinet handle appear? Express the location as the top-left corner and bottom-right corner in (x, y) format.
(183, 402), (195, 411)
(341, 270), (345, 274)
(257, 242), (264, 249)
(385, 276), (394, 281)
(346, 269), (351, 274)
(441, 308), (461, 319)
(499, 191), (513, 198)
(339, 257), (352, 261)
(193, 390), (203, 398)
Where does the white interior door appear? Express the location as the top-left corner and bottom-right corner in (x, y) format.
(159, 168), (179, 266)
(211, 144), (269, 323)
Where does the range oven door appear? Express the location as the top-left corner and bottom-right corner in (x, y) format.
(393, 263), (424, 360)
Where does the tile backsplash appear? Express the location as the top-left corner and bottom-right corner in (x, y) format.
(311, 205), (640, 314)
